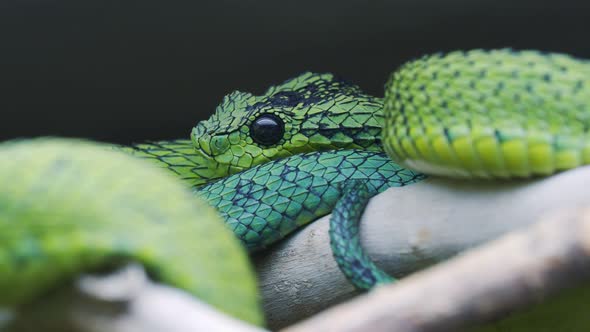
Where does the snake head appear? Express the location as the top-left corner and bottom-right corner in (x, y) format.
(191, 72), (384, 182)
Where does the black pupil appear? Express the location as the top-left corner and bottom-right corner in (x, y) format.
(250, 114), (284, 146)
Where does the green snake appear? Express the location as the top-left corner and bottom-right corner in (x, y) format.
(3, 49), (590, 325)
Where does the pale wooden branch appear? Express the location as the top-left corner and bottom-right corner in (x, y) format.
(1, 264), (265, 332)
(281, 207), (590, 332)
(254, 166), (590, 329)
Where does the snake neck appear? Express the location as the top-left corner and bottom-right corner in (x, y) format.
(294, 96), (385, 151)
(116, 139), (218, 187)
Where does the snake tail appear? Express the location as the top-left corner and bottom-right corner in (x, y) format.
(329, 180), (394, 289)
(0, 138), (262, 325)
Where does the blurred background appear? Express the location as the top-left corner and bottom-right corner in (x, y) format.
(1, 0), (590, 144)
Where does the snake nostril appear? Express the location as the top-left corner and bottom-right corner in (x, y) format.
(210, 136), (230, 155)
(191, 123), (217, 156)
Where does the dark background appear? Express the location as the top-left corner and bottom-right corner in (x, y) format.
(2, 0), (589, 144)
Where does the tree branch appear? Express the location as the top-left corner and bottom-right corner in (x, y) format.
(254, 166), (590, 329)
(281, 206), (590, 332)
(1, 264), (265, 332)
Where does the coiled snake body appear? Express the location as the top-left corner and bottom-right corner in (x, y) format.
(3, 49), (590, 324)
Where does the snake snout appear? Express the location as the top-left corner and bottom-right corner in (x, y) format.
(192, 121), (207, 137)
(192, 121), (231, 156)
(192, 132), (231, 159)
(192, 123), (214, 156)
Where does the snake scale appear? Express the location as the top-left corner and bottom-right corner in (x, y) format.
(2, 49), (590, 325)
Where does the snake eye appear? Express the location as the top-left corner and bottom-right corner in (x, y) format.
(250, 113), (285, 146)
